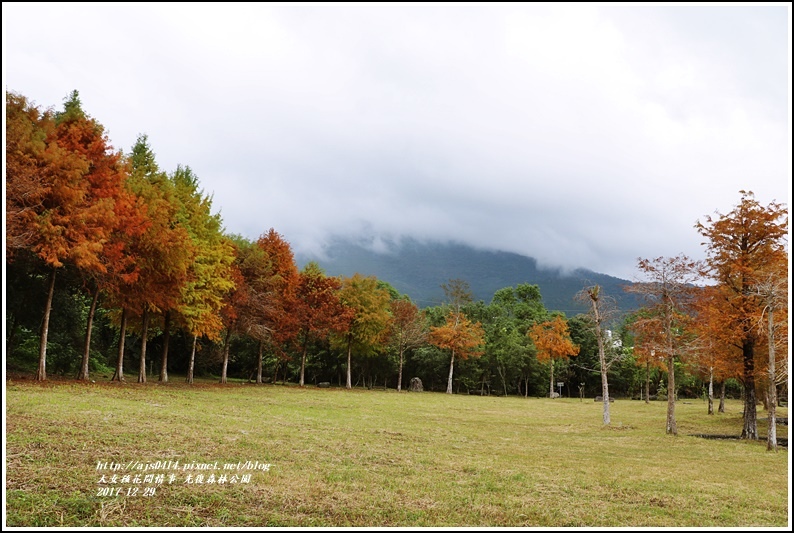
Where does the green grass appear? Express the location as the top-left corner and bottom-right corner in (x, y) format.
(5, 379), (790, 527)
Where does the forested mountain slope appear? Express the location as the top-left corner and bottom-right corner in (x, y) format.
(298, 238), (642, 315)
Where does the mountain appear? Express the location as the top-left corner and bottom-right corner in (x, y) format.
(296, 238), (642, 315)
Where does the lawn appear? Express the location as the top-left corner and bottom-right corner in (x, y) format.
(4, 378), (790, 527)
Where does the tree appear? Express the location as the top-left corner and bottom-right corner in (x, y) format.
(624, 309), (667, 403)
(7, 90), (123, 381)
(486, 284), (547, 397)
(50, 99), (142, 382)
(753, 255), (788, 451)
(255, 229), (300, 384)
(441, 278), (473, 313)
(575, 285), (620, 425)
(75, 180), (147, 381)
(336, 274), (392, 389)
(6, 92), (57, 256)
(216, 236), (274, 384)
(626, 255), (700, 435)
(690, 286), (744, 415)
(427, 279), (485, 394)
(169, 165), (236, 383)
(110, 134), (194, 383)
(695, 190), (788, 440)
(294, 263), (350, 387)
(528, 315), (580, 398)
(387, 298), (428, 391)
(6, 93), (63, 380)
(429, 311), (485, 394)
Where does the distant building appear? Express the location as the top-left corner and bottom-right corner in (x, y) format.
(605, 329), (623, 349)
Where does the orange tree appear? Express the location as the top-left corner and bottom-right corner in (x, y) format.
(253, 228), (301, 384)
(626, 255), (700, 436)
(528, 315), (580, 398)
(7, 90), (128, 381)
(695, 190), (788, 440)
(294, 263), (351, 387)
(429, 311), (486, 394)
(625, 308), (667, 404)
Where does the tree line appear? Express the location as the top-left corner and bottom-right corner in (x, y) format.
(5, 90), (788, 448)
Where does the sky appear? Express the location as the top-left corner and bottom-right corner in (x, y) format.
(3, 3), (791, 280)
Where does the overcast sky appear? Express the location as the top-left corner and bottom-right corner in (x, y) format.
(3, 3), (791, 280)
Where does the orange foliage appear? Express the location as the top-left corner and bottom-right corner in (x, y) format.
(256, 228), (301, 347)
(429, 312), (485, 361)
(527, 315), (579, 363)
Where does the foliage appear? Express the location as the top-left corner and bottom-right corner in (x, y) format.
(5, 91), (786, 411)
(528, 315), (580, 396)
(695, 190), (788, 440)
(335, 274), (393, 388)
(528, 315), (580, 364)
(294, 263), (350, 386)
(172, 165), (236, 342)
(387, 298), (428, 391)
(429, 308), (486, 394)
(626, 255), (701, 435)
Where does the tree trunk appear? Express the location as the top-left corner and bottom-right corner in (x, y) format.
(589, 292), (610, 425)
(221, 328), (231, 384)
(600, 366), (610, 424)
(78, 285), (100, 381)
(645, 361), (650, 404)
(138, 307), (149, 383)
(740, 337), (758, 440)
(272, 359), (280, 386)
(666, 355), (677, 435)
(186, 334), (197, 384)
(549, 359), (554, 397)
(159, 311), (171, 382)
(446, 349), (455, 394)
(767, 308), (777, 452)
(497, 364), (507, 397)
(707, 366), (714, 415)
(718, 381), (726, 413)
(597, 333), (610, 425)
(112, 308), (128, 382)
(346, 335), (353, 390)
(300, 335), (308, 387)
(7, 314), (19, 361)
(256, 341), (263, 384)
(397, 346), (404, 392)
(36, 268), (57, 381)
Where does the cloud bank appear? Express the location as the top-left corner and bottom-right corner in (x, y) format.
(3, 4), (790, 279)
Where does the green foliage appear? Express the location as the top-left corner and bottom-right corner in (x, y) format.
(130, 133), (161, 181)
(170, 164), (235, 340)
(299, 239), (644, 313)
(336, 274), (392, 358)
(55, 89), (85, 124)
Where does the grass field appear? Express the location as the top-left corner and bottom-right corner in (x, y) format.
(4, 378), (790, 527)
